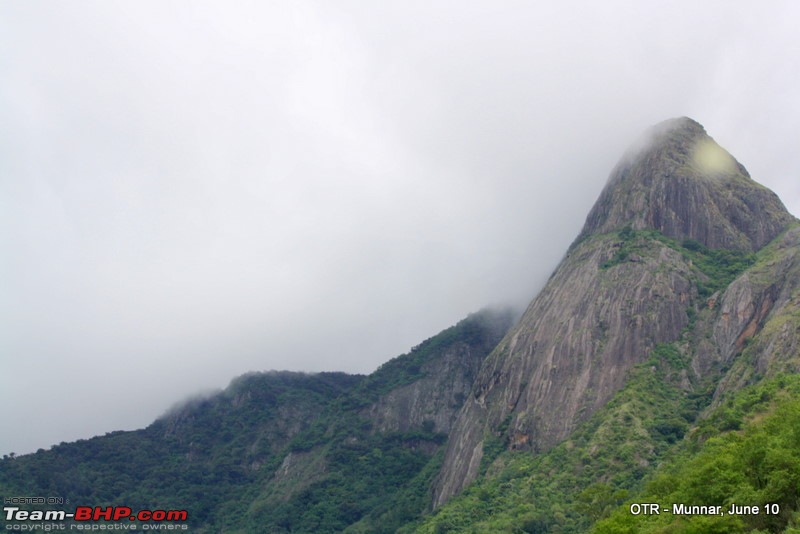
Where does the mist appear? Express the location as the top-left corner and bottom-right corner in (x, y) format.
(2, 1), (799, 456)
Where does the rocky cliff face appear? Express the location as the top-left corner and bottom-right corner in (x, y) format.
(0, 309), (515, 532)
(433, 118), (796, 506)
(365, 343), (485, 435)
(364, 308), (515, 435)
(578, 118), (792, 251)
(3, 117), (798, 532)
(704, 225), (800, 394)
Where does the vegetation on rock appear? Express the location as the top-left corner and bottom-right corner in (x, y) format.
(2, 118), (798, 534)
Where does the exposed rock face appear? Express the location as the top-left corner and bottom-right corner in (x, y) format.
(365, 308), (516, 435)
(265, 450), (328, 503)
(704, 226), (800, 394)
(3, 118), (798, 532)
(365, 344), (484, 435)
(432, 236), (698, 505)
(578, 117), (792, 251)
(432, 118), (796, 507)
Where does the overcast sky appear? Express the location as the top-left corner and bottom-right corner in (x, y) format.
(2, 1), (799, 456)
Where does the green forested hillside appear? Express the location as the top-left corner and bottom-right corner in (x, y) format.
(415, 226), (800, 533)
(3, 119), (799, 534)
(414, 364), (800, 533)
(3, 227), (798, 533)
(595, 375), (800, 533)
(413, 342), (713, 533)
(0, 308), (514, 532)
(1, 371), (362, 529)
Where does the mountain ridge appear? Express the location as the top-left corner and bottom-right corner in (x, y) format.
(0, 307), (516, 532)
(577, 117), (792, 251)
(432, 117), (797, 506)
(3, 117), (799, 533)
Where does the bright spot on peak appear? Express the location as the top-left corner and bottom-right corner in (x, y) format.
(692, 138), (737, 177)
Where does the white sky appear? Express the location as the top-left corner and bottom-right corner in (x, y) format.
(2, 1), (799, 455)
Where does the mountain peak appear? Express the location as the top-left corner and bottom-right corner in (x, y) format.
(432, 119), (796, 507)
(577, 117), (794, 251)
(652, 115), (705, 135)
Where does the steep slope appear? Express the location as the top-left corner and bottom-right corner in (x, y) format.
(245, 308), (515, 533)
(433, 117), (796, 506)
(705, 225), (800, 392)
(591, 229), (800, 533)
(0, 371), (360, 528)
(578, 117), (792, 251)
(365, 308), (516, 435)
(594, 374), (800, 533)
(417, 226), (800, 533)
(0, 308), (514, 533)
(3, 117), (797, 533)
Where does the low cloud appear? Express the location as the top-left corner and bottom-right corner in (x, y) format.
(1, 0), (799, 455)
